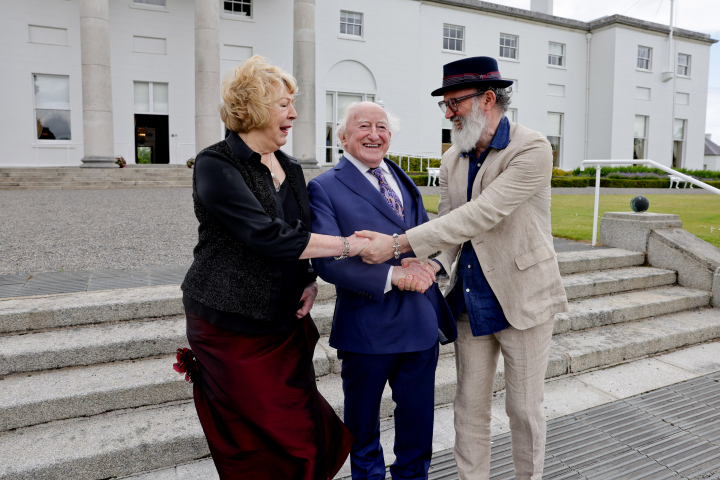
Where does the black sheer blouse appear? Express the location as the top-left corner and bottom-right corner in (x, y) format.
(183, 133), (316, 334)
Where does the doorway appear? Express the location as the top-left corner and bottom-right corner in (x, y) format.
(134, 114), (169, 164)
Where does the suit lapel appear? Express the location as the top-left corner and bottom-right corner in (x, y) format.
(335, 157), (407, 230)
(386, 160), (424, 228)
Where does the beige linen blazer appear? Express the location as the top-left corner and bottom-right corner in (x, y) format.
(406, 121), (568, 330)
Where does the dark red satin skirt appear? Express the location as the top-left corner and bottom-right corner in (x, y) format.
(186, 311), (353, 480)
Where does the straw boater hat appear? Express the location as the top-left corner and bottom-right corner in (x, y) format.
(431, 56), (514, 97)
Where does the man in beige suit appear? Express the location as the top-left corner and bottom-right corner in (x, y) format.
(357, 57), (568, 480)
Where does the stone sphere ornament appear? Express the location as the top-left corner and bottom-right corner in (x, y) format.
(630, 195), (649, 213)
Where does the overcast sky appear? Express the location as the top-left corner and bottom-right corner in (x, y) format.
(491, 0), (720, 145)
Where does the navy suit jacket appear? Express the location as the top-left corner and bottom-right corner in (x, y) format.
(308, 157), (457, 355)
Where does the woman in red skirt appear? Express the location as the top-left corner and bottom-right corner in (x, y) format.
(178, 56), (366, 479)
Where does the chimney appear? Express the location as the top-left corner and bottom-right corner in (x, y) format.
(530, 0), (553, 15)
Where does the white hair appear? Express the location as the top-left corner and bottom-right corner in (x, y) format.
(336, 101), (401, 142)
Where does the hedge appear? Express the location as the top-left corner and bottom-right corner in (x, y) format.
(551, 177), (720, 189)
(387, 156), (441, 173)
(572, 165), (720, 180)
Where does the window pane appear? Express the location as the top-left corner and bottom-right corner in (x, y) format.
(153, 83), (168, 113)
(457, 39), (463, 51)
(443, 37), (449, 49)
(367, 95), (374, 103)
(443, 26), (449, 37)
(326, 93), (333, 122)
(340, 23), (346, 34)
(33, 75), (70, 110)
(547, 113), (562, 136)
(548, 136), (561, 167)
(457, 28), (463, 39)
(674, 119), (685, 140)
(634, 115), (647, 138)
(134, 82), (150, 112)
(341, 11), (347, 21)
(633, 138), (645, 160)
(337, 94), (362, 122)
(549, 43), (563, 55)
(36, 109), (71, 140)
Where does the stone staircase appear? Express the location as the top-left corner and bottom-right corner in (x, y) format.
(0, 165), (192, 190)
(0, 248), (718, 479)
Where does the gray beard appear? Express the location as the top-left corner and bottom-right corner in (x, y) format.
(450, 101), (488, 154)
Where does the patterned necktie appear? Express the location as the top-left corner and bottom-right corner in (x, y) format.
(369, 167), (405, 221)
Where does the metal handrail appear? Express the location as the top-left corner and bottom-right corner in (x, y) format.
(580, 159), (720, 246)
(387, 151), (439, 173)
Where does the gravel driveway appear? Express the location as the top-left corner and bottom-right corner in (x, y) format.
(0, 188), (198, 275)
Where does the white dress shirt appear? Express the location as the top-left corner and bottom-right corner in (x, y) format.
(343, 153), (404, 294)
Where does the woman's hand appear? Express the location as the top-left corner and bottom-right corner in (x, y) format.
(296, 282), (319, 318)
(346, 234), (370, 257)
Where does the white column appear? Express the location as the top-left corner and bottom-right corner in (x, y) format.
(293, 0), (317, 167)
(195, 0), (221, 154)
(79, 0), (115, 168)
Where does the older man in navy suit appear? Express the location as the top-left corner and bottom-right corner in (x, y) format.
(308, 102), (456, 480)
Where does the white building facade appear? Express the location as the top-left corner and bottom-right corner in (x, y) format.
(1, 0), (716, 171)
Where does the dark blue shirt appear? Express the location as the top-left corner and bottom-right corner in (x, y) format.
(449, 116), (511, 336)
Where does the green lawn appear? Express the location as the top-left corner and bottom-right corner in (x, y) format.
(422, 194), (720, 249)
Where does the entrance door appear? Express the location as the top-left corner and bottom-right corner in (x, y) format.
(133, 81), (169, 164)
(135, 114), (169, 164)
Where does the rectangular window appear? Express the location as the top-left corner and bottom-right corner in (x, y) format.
(443, 24), (464, 52)
(547, 112), (562, 167)
(675, 92), (689, 105)
(33, 74), (71, 141)
(637, 46), (652, 70)
(133, 81), (169, 114)
(223, 0), (251, 16)
(548, 42), (564, 66)
(673, 119), (686, 168)
(499, 34), (518, 60)
(548, 84), (565, 97)
(340, 11), (362, 37)
(634, 115), (648, 160)
(677, 54), (691, 77)
(134, 0), (166, 5)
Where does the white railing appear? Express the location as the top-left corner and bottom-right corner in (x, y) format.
(32, 142), (80, 166)
(580, 159), (720, 247)
(387, 151), (439, 173)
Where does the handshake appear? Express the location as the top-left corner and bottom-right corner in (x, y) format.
(343, 231), (437, 294)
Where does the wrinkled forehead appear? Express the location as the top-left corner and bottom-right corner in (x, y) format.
(350, 108), (389, 127)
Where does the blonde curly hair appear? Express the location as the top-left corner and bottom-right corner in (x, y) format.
(220, 56), (298, 133)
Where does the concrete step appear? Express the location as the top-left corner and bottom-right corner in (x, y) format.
(556, 248), (645, 275)
(0, 283), (335, 335)
(562, 266), (676, 300)
(0, 401), (208, 480)
(0, 316), (336, 379)
(0, 285), (184, 334)
(0, 318), (188, 377)
(554, 286), (711, 335)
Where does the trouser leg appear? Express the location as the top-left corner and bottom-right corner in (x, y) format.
(496, 317), (554, 480)
(453, 314), (501, 480)
(388, 343), (439, 480)
(338, 350), (397, 480)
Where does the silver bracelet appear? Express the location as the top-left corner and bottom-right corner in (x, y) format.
(334, 236), (350, 260)
(392, 233), (401, 260)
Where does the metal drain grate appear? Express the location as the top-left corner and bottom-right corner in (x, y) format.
(417, 372), (720, 480)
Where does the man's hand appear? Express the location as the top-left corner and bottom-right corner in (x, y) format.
(296, 282), (319, 318)
(355, 231), (412, 264)
(391, 261), (436, 294)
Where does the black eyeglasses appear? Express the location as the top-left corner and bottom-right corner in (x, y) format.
(438, 91), (486, 115)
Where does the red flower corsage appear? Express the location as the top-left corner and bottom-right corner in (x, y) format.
(173, 348), (198, 383)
